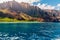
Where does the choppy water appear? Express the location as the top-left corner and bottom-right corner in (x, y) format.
(0, 22), (60, 40)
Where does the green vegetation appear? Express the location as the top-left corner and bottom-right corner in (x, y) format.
(0, 17), (38, 22)
(0, 17), (20, 22)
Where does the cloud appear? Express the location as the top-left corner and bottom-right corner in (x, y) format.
(57, 4), (60, 7)
(37, 3), (55, 10)
(0, 0), (12, 3)
(16, 0), (40, 3)
(55, 4), (60, 10)
(0, 0), (40, 3)
(36, 3), (60, 10)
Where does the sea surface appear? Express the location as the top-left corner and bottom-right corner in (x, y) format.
(0, 22), (60, 40)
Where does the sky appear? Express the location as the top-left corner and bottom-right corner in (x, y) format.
(0, 0), (60, 10)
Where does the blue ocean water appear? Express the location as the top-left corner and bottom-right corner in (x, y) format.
(0, 22), (60, 40)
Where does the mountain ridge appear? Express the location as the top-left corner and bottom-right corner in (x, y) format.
(0, 1), (60, 22)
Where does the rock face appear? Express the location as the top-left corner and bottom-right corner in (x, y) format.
(0, 1), (60, 22)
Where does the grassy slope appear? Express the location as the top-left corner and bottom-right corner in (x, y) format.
(0, 17), (20, 22)
(0, 17), (38, 22)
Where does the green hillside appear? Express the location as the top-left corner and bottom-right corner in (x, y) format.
(0, 17), (20, 22)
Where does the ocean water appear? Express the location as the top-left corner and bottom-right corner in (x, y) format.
(0, 22), (60, 40)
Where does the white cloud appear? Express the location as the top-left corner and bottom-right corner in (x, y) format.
(55, 4), (60, 10)
(0, 0), (40, 3)
(57, 4), (60, 7)
(16, 0), (39, 3)
(37, 3), (60, 10)
(37, 3), (55, 10)
(0, 0), (12, 3)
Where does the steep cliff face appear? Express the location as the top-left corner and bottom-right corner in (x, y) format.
(0, 1), (60, 22)
(0, 1), (46, 17)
